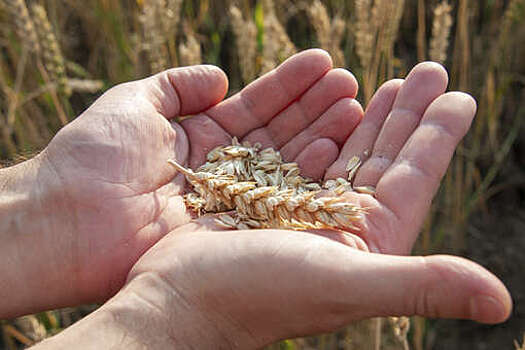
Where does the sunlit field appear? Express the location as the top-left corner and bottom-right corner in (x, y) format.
(1, 0), (524, 349)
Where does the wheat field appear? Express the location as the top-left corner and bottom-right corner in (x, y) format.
(0, 0), (524, 349)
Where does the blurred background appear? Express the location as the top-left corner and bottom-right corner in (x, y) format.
(0, 0), (524, 349)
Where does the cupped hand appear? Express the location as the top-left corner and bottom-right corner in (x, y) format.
(38, 49), (361, 302)
(111, 61), (512, 348)
(116, 222), (511, 349)
(30, 57), (513, 349)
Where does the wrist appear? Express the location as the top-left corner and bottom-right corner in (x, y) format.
(0, 155), (75, 317)
(0, 156), (50, 230)
(113, 272), (254, 349)
(32, 272), (255, 350)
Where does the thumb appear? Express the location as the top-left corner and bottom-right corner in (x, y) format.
(331, 252), (512, 325)
(144, 65), (229, 119)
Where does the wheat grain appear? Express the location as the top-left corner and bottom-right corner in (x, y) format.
(346, 156), (362, 182)
(30, 4), (70, 96)
(429, 0), (453, 63)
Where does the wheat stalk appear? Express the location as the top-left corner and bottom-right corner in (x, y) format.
(162, 0), (182, 66)
(66, 79), (104, 93)
(429, 0), (453, 63)
(30, 3), (70, 96)
(308, 1), (331, 53)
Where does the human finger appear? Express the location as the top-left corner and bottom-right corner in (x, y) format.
(206, 49), (333, 137)
(294, 138), (339, 180)
(145, 65), (229, 118)
(129, 229), (511, 348)
(325, 79), (403, 180)
(355, 62), (448, 186)
(375, 92), (477, 249)
(242, 68), (358, 149)
(279, 98), (362, 161)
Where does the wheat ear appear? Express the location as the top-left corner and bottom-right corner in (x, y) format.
(4, 0), (40, 53)
(229, 5), (258, 83)
(261, 0), (296, 74)
(140, 0), (169, 73)
(30, 4), (70, 96)
(307, 0), (345, 67)
(168, 159), (364, 232)
(429, 0), (453, 63)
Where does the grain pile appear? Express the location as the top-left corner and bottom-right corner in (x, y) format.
(168, 138), (371, 231)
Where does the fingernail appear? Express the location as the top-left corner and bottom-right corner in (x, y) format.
(469, 295), (506, 323)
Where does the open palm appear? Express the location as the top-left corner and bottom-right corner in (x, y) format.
(41, 49), (361, 300)
(170, 58), (476, 258)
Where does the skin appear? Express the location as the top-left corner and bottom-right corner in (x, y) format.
(0, 49), (512, 349)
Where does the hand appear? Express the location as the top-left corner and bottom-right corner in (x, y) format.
(33, 225), (511, 349)
(0, 49), (362, 316)
(30, 60), (512, 350)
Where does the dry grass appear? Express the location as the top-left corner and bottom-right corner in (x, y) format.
(0, 0), (524, 349)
